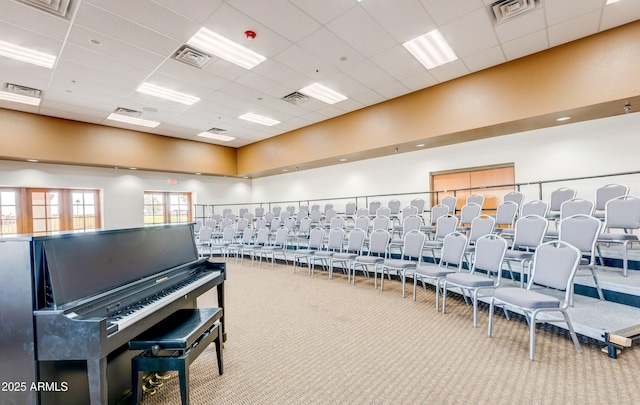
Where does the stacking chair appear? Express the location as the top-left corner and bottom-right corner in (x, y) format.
(323, 208), (337, 227)
(239, 207), (249, 219)
(493, 201), (518, 234)
(379, 229), (427, 297)
(545, 198), (594, 239)
(376, 206), (391, 219)
(503, 215), (548, 286)
(254, 206), (265, 219)
(488, 240), (583, 361)
(388, 215), (423, 255)
(272, 206), (282, 218)
(593, 184), (629, 220)
(456, 202), (482, 233)
(309, 209), (323, 227)
(503, 191), (524, 209)
(442, 234), (508, 326)
(292, 227), (324, 273)
(344, 201), (357, 226)
(466, 194), (485, 208)
(412, 232), (468, 310)
(330, 228), (366, 280)
(245, 226), (270, 266)
(502, 200), (548, 239)
(259, 226), (289, 268)
(353, 215), (370, 234)
(355, 207), (369, 219)
(351, 229), (391, 285)
(310, 228), (345, 276)
(204, 218), (217, 233)
(210, 226), (235, 261)
(545, 187), (577, 221)
(233, 217), (249, 241)
(388, 199), (401, 226)
(193, 219), (203, 240)
(285, 205), (296, 218)
(559, 215), (603, 304)
(368, 200), (382, 218)
(196, 226), (213, 257)
(227, 227), (255, 264)
(392, 206), (418, 236)
(364, 215), (390, 249)
(422, 214), (458, 263)
(244, 212), (254, 224)
(293, 217), (312, 248)
(410, 198), (426, 219)
(463, 215), (496, 265)
(596, 195), (640, 277)
(421, 204), (449, 237)
(441, 195), (457, 214)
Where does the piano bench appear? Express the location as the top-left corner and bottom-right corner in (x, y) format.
(129, 308), (224, 405)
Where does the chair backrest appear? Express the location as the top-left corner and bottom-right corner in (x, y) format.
(528, 241), (581, 304)
(271, 206), (281, 217)
(345, 228), (366, 252)
(244, 212), (254, 223)
(221, 226), (235, 242)
(329, 216), (345, 229)
(401, 230), (426, 260)
(309, 209), (323, 223)
(401, 215), (422, 235)
(225, 213), (236, 223)
(401, 205), (418, 219)
(372, 215), (390, 231)
(219, 218), (232, 230)
(512, 215), (548, 249)
(356, 207), (369, 218)
(211, 213), (222, 223)
(428, 204), (449, 226)
(503, 191), (524, 208)
(307, 227), (325, 249)
(325, 208), (337, 223)
(434, 214), (458, 240)
(254, 206), (265, 218)
(459, 203), (482, 225)
(205, 218), (217, 230)
(467, 194), (484, 208)
(283, 217), (295, 232)
(368, 200), (382, 215)
(560, 198), (594, 220)
(376, 207), (391, 218)
(471, 234), (507, 275)
(439, 232), (468, 268)
(255, 218), (267, 230)
(441, 196), (457, 213)
(199, 226), (212, 242)
(295, 210), (307, 223)
(345, 201), (357, 216)
(298, 217), (312, 234)
(236, 217), (249, 231)
(521, 200), (549, 217)
(286, 205), (296, 217)
(326, 228), (346, 251)
(388, 199), (401, 215)
(411, 198), (425, 214)
(269, 216), (282, 231)
(264, 211), (275, 222)
(559, 215), (601, 263)
(311, 203), (321, 212)
(595, 184), (629, 211)
(194, 219), (203, 233)
(549, 187), (576, 211)
(239, 207), (249, 218)
(368, 229), (391, 256)
(300, 205), (309, 214)
(254, 226), (270, 245)
(324, 203), (334, 215)
(273, 226), (289, 246)
(468, 215), (496, 244)
(495, 201), (518, 228)
(354, 215), (370, 231)
(222, 208), (232, 217)
(240, 227), (255, 244)
(603, 195), (640, 230)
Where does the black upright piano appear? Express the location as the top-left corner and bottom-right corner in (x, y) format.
(0, 223), (225, 404)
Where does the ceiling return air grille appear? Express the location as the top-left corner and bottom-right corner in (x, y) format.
(18, 0), (72, 18)
(281, 91), (309, 105)
(489, 0), (542, 25)
(206, 127), (228, 134)
(113, 107), (142, 118)
(173, 45), (213, 69)
(5, 83), (42, 98)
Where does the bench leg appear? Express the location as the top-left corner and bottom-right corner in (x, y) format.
(178, 361), (190, 405)
(215, 324), (224, 375)
(131, 359), (143, 405)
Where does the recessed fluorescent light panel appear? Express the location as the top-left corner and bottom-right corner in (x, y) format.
(136, 82), (200, 105)
(187, 27), (266, 70)
(238, 112), (280, 126)
(107, 113), (160, 128)
(0, 90), (41, 106)
(403, 29), (457, 69)
(299, 83), (347, 104)
(197, 132), (236, 141)
(0, 40), (56, 68)
(606, 0), (620, 4)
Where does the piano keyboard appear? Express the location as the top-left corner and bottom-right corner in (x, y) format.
(106, 271), (219, 334)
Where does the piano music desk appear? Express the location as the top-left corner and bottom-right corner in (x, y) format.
(129, 308), (223, 405)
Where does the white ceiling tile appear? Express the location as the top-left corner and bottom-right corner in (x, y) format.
(202, 58), (248, 81)
(59, 43), (153, 83)
(0, 102), (39, 115)
(251, 59), (310, 90)
(493, 8), (546, 43)
(226, 0), (321, 42)
(155, 59), (229, 91)
(502, 29), (549, 61)
(544, 0), (603, 27)
(0, 58), (53, 91)
(321, 71), (370, 99)
(601, 0), (640, 31)
(441, 8), (498, 58)
(370, 45), (426, 81)
(0, 0), (70, 41)
(400, 71), (438, 92)
(343, 59), (396, 89)
(291, 0), (358, 25)
(297, 27), (365, 70)
(151, 0), (223, 24)
(375, 82), (412, 100)
(352, 90), (386, 106)
(0, 20), (64, 57)
(326, 6), (397, 57)
(462, 45), (506, 73)
(420, 0), (484, 25)
(428, 59), (471, 83)
(548, 10), (601, 48)
(234, 71), (292, 99)
(362, 0), (437, 42)
(272, 44), (337, 80)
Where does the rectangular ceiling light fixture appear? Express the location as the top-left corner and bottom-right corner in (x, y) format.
(299, 83), (347, 104)
(0, 90), (41, 106)
(137, 82), (200, 105)
(197, 132), (236, 141)
(187, 27), (266, 70)
(238, 112), (280, 126)
(606, 0), (620, 4)
(107, 113), (160, 128)
(0, 40), (56, 68)
(403, 29), (457, 69)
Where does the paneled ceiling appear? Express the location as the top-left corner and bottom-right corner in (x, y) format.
(2, 0), (640, 148)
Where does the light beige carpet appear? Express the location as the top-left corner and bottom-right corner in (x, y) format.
(142, 259), (640, 404)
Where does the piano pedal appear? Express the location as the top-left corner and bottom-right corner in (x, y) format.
(142, 384), (157, 396)
(155, 371), (172, 380)
(148, 378), (164, 387)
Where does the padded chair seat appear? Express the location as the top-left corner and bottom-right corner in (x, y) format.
(383, 258), (417, 269)
(545, 230), (559, 238)
(423, 240), (444, 248)
(294, 249), (317, 256)
(493, 287), (560, 309)
(313, 251), (336, 258)
(500, 229), (515, 237)
(504, 250), (534, 260)
(332, 252), (358, 261)
(415, 264), (454, 278)
(389, 237), (404, 245)
(579, 258), (590, 266)
(446, 273), (494, 288)
(353, 256), (384, 264)
(261, 246), (281, 252)
(598, 233), (638, 241)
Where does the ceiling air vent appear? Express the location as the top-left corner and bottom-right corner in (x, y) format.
(281, 91), (309, 105)
(173, 45), (213, 69)
(18, 0), (72, 18)
(207, 127), (227, 134)
(489, 0), (541, 25)
(113, 107), (142, 118)
(6, 83), (42, 98)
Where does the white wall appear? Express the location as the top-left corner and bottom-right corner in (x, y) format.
(0, 161), (251, 229)
(251, 112), (640, 210)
